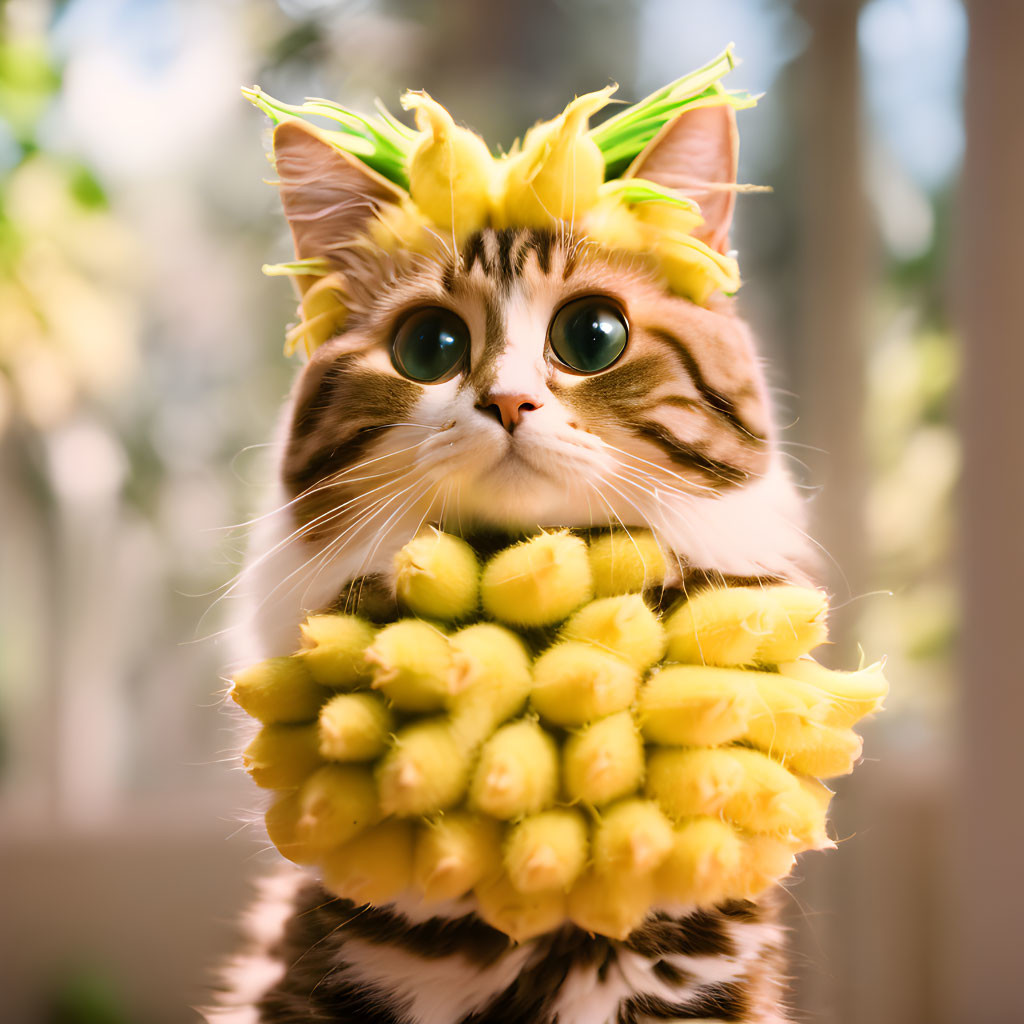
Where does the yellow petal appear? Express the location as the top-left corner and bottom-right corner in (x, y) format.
(402, 90), (494, 240)
(500, 86), (615, 228)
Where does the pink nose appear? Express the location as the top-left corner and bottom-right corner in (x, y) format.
(477, 393), (543, 432)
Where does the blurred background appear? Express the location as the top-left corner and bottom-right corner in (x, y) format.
(1, 0), (1020, 1021)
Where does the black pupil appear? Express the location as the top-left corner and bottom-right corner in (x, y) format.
(393, 309), (469, 382)
(550, 299), (628, 373)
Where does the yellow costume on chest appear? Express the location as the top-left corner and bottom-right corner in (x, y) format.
(231, 528), (886, 942)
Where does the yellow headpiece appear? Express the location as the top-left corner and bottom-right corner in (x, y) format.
(248, 48), (757, 356)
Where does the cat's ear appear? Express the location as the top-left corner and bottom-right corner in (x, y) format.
(272, 119), (405, 264)
(626, 103), (738, 254)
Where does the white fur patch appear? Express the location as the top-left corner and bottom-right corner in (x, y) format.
(335, 936), (534, 1024)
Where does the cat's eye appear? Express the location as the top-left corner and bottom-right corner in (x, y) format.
(548, 297), (629, 374)
(391, 307), (470, 383)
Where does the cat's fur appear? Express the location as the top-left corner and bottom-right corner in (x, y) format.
(208, 103), (812, 1023)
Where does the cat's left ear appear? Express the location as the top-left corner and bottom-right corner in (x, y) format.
(625, 103), (738, 254)
(273, 119), (405, 265)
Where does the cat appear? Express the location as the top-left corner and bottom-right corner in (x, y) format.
(207, 101), (814, 1024)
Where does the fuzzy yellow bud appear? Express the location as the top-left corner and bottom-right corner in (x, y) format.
(568, 867), (653, 941)
(475, 872), (567, 943)
(469, 718), (559, 820)
(504, 809), (588, 893)
(592, 799), (674, 877)
(731, 835), (799, 900)
(530, 641), (637, 727)
(322, 819), (415, 905)
(264, 792), (315, 866)
(655, 818), (744, 906)
(402, 91), (494, 240)
(480, 531), (593, 627)
(413, 813), (503, 903)
(663, 587), (770, 667)
(758, 587), (830, 663)
(394, 528), (480, 621)
(586, 529), (669, 598)
(561, 594), (666, 670)
(295, 764), (381, 850)
(243, 724), (321, 790)
(776, 658), (888, 727)
(637, 665), (756, 746)
(230, 656), (325, 725)
(448, 623), (533, 748)
(758, 721), (864, 780)
(656, 233), (741, 305)
(500, 88), (614, 229)
(664, 586), (829, 668)
(376, 719), (469, 817)
(299, 614), (376, 688)
(318, 692), (394, 762)
(562, 710), (644, 807)
(365, 619), (453, 712)
(646, 746), (811, 836)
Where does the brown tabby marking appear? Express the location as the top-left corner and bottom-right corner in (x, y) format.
(281, 227), (770, 536)
(245, 879), (786, 1024)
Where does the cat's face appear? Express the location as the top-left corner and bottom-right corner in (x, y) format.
(241, 104), (811, 654)
(283, 227), (771, 546)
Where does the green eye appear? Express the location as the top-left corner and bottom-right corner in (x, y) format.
(392, 308), (470, 383)
(549, 298), (628, 373)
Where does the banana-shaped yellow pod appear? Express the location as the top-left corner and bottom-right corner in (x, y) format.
(318, 691), (393, 762)
(469, 718), (559, 820)
(230, 656), (325, 725)
(365, 619), (453, 712)
(413, 812), (502, 903)
(299, 614), (376, 688)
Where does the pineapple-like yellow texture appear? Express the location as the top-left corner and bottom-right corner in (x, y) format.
(299, 614), (376, 687)
(448, 623), (532, 748)
(531, 641), (637, 727)
(376, 719), (469, 817)
(402, 91), (494, 241)
(504, 809), (588, 893)
(562, 710), (644, 807)
(230, 656), (325, 724)
(365, 619), (453, 712)
(318, 692), (393, 762)
(591, 799), (674, 877)
(232, 527), (883, 938)
(561, 594), (666, 671)
(470, 718), (558, 819)
(480, 531), (592, 627)
(413, 812), (502, 902)
(587, 529), (669, 597)
(394, 527), (480, 621)
(243, 724), (321, 790)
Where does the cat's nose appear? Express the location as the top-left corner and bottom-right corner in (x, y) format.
(476, 392), (544, 433)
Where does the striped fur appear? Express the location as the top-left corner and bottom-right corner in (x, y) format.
(209, 869), (788, 1024)
(215, 227), (813, 1020)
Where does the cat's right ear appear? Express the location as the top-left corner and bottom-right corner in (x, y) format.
(272, 120), (405, 264)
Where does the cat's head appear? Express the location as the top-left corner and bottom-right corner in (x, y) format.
(246, 95), (809, 645)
